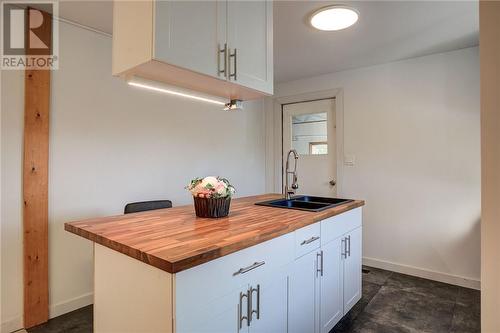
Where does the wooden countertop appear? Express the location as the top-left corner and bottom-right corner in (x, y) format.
(65, 194), (364, 273)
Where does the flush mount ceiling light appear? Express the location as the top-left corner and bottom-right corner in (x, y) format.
(310, 5), (359, 31)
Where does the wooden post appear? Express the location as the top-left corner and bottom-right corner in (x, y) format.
(480, 1), (500, 331)
(23, 8), (51, 328)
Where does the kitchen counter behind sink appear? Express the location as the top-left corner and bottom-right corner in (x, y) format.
(65, 194), (364, 273)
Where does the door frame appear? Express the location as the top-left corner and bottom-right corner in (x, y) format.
(270, 89), (344, 196)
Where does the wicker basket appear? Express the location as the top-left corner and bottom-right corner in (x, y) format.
(193, 196), (231, 218)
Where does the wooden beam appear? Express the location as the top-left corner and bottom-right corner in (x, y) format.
(480, 1), (500, 331)
(23, 8), (51, 328)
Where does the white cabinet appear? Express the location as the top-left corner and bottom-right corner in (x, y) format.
(175, 233), (293, 333)
(154, 1), (226, 79)
(113, 0), (273, 101)
(319, 226), (362, 333)
(319, 238), (344, 333)
(177, 288), (244, 333)
(289, 208), (363, 333)
(247, 273), (288, 333)
(227, 0), (273, 94)
(177, 274), (287, 333)
(343, 227), (362, 313)
(289, 250), (320, 333)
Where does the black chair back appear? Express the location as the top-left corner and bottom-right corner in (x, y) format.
(124, 200), (172, 214)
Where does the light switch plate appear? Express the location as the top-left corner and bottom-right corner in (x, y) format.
(344, 154), (356, 166)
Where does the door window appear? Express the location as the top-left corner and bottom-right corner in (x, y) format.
(291, 112), (328, 155)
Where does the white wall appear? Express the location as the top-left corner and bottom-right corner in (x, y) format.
(1, 22), (266, 331)
(270, 47), (481, 288)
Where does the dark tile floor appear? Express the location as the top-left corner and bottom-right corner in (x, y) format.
(26, 305), (92, 333)
(26, 266), (480, 333)
(331, 266), (481, 333)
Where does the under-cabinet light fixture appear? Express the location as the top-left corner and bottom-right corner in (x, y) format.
(127, 77), (227, 106)
(224, 99), (244, 111)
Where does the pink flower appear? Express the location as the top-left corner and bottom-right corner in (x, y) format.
(215, 182), (227, 195)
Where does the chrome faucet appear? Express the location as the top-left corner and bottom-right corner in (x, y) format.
(284, 149), (299, 200)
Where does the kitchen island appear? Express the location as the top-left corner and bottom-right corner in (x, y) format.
(65, 194), (365, 333)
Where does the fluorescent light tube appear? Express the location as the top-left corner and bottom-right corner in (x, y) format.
(127, 77), (227, 106)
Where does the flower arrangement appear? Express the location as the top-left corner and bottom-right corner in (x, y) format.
(186, 176), (235, 199)
(186, 176), (235, 218)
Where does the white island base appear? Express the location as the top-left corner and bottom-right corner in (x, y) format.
(93, 207), (362, 333)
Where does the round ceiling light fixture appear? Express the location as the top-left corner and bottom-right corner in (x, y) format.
(310, 5), (359, 31)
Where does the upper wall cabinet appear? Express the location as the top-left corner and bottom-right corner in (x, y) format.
(227, 1), (273, 94)
(112, 0), (273, 100)
(154, 1), (226, 80)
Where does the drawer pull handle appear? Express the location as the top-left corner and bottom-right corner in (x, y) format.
(239, 290), (250, 328)
(300, 236), (320, 246)
(233, 261), (265, 276)
(316, 251), (324, 277)
(229, 48), (237, 80)
(218, 43), (227, 77)
(250, 284), (260, 320)
(341, 238), (347, 258)
(347, 235), (351, 257)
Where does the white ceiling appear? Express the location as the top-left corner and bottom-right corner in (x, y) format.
(58, 0), (113, 34)
(275, 1), (479, 82)
(54, 1), (479, 83)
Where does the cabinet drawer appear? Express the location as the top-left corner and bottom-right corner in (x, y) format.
(321, 208), (362, 245)
(175, 232), (294, 318)
(294, 223), (321, 258)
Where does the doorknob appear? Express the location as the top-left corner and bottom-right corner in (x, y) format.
(329, 179), (336, 186)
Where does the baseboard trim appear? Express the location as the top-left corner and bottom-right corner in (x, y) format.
(363, 257), (480, 290)
(1, 316), (23, 333)
(49, 292), (93, 319)
(1, 293), (94, 332)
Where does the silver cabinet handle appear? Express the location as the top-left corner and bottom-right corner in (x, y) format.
(239, 290), (250, 328)
(316, 251), (324, 277)
(250, 284), (260, 320)
(347, 235), (351, 257)
(300, 236), (320, 246)
(233, 261), (265, 276)
(341, 238), (346, 259)
(229, 48), (237, 80)
(218, 43), (227, 78)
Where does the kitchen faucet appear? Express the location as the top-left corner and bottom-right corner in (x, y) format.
(284, 149), (299, 200)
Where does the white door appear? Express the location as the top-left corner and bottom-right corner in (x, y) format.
(283, 99), (337, 197)
(343, 227), (362, 313)
(154, 1), (226, 79)
(249, 273), (288, 333)
(289, 251), (320, 333)
(176, 286), (245, 333)
(319, 238), (344, 333)
(227, 0), (273, 94)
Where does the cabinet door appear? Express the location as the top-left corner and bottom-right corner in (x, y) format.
(248, 273), (287, 333)
(176, 286), (247, 333)
(319, 238), (344, 333)
(154, 1), (226, 79)
(289, 251), (320, 333)
(227, 0), (273, 94)
(343, 227), (362, 313)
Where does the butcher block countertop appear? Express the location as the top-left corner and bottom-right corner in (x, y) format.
(65, 194), (364, 273)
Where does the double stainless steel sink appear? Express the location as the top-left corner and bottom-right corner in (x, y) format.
(255, 196), (353, 212)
